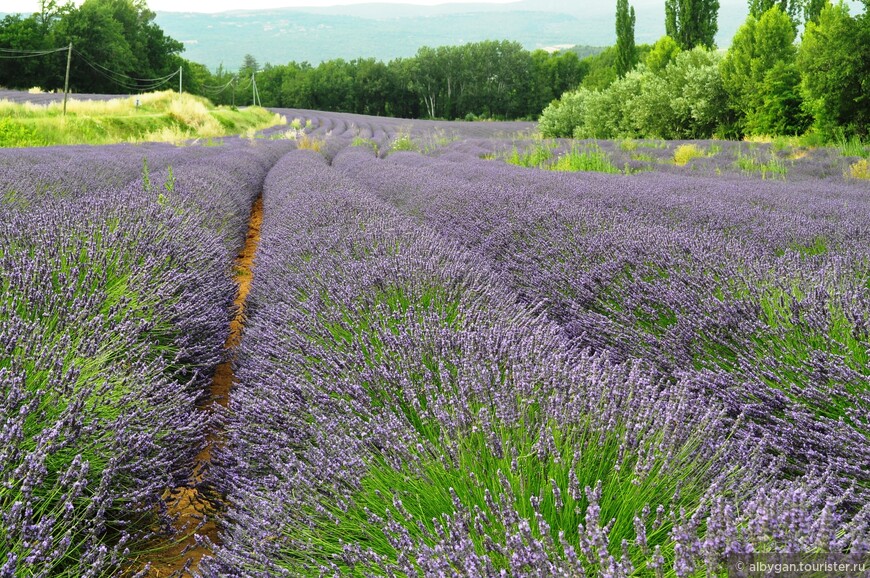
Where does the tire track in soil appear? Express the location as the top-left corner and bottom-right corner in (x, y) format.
(137, 195), (263, 577)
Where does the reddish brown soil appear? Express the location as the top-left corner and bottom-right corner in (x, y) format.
(134, 196), (263, 577)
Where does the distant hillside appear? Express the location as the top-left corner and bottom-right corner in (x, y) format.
(155, 0), (749, 71)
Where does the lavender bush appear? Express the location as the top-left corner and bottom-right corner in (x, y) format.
(0, 138), (290, 575)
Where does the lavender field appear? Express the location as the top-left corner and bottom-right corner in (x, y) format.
(1, 109), (868, 577)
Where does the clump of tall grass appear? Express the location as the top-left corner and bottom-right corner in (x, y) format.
(296, 133), (326, 152)
(618, 138), (638, 151)
(351, 135), (379, 155)
(501, 142), (620, 174)
(388, 131), (417, 153)
(551, 143), (620, 173)
(848, 158), (870, 180)
(735, 149), (789, 179)
(673, 143), (706, 166)
(836, 134), (868, 158)
(505, 142), (555, 167)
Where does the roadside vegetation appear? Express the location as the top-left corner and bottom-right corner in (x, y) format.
(0, 91), (285, 147)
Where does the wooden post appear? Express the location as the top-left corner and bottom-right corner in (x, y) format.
(62, 42), (72, 116)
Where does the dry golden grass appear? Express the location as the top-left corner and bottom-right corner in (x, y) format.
(849, 158), (870, 180)
(673, 144), (705, 166)
(296, 133), (325, 152)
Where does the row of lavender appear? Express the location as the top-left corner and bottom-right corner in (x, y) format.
(0, 138), (290, 576)
(335, 146), (870, 497)
(205, 148), (867, 576)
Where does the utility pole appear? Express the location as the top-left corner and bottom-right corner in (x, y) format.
(62, 42), (72, 116)
(179, 66), (183, 94)
(251, 72), (256, 106)
(255, 70), (263, 106)
(231, 76), (236, 107)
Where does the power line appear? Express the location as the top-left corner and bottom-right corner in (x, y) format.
(202, 77), (236, 94)
(72, 48), (178, 84)
(1, 44), (180, 91)
(70, 48), (180, 92)
(0, 46), (68, 59)
(0, 46), (68, 54)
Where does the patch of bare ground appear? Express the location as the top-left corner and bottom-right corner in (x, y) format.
(133, 196), (263, 577)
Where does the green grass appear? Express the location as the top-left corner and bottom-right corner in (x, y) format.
(618, 138), (638, 151)
(504, 141), (556, 167)
(550, 143), (620, 173)
(501, 142), (622, 174)
(351, 135), (380, 156)
(0, 90), (285, 147)
(735, 149), (789, 179)
(835, 134), (869, 158)
(387, 131), (418, 154)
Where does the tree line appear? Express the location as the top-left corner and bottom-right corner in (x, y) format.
(205, 43), (586, 121)
(544, 0), (869, 140)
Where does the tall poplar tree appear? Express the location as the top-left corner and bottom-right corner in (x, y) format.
(615, 0), (637, 77)
(665, 0), (720, 49)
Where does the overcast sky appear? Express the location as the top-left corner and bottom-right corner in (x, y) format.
(5, 0), (517, 14)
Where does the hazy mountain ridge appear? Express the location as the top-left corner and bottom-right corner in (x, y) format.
(155, 1), (748, 70)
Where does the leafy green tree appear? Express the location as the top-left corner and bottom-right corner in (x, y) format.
(0, 15), (48, 89)
(645, 35), (681, 72)
(637, 46), (726, 138)
(312, 59), (355, 112)
(529, 50), (586, 114)
(797, 2), (869, 137)
(413, 46), (444, 118)
(176, 59), (211, 96)
(386, 57), (421, 118)
(280, 61), (315, 109)
(85, 0), (183, 85)
(580, 46), (619, 90)
(539, 88), (595, 137)
(747, 0), (802, 21)
(615, 0), (637, 77)
(721, 6), (804, 135)
(542, 47), (726, 139)
(52, 1), (135, 93)
(803, 0), (827, 22)
(665, 0), (720, 48)
(755, 60), (807, 134)
(352, 58), (391, 116)
(37, 0), (62, 33)
(240, 54), (259, 77)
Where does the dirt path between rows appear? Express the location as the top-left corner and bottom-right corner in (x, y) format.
(136, 195), (263, 577)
